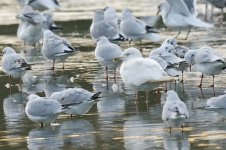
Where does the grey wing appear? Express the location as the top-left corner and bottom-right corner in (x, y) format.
(166, 0), (192, 17)
(28, 100), (62, 117)
(96, 44), (122, 60)
(183, 0), (196, 15)
(177, 101), (189, 118)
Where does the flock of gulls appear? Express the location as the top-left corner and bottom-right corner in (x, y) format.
(1, 0), (226, 133)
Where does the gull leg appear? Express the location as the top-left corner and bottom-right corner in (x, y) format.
(198, 74), (204, 88)
(40, 122), (44, 128)
(210, 5), (214, 21)
(62, 62), (65, 69)
(181, 71), (184, 83)
(170, 126), (172, 134)
(175, 29), (181, 39)
(181, 125), (184, 133)
(189, 65), (191, 72)
(105, 67), (108, 79)
(145, 91), (149, 112)
(204, 1), (208, 21)
(51, 60), (55, 70)
(184, 28), (190, 40)
(220, 8), (224, 25)
(210, 75), (214, 87)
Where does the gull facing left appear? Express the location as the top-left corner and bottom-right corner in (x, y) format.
(1, 47), (31, 80)
(41, 30), (79, 70)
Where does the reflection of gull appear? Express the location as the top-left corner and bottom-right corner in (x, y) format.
(3, 93), (28, 128)
(17, 5), (45, 46)
(116, 47), (173, 87)
(163, 132), (190, 150)
(157, 0), (213, 39)
(17, 0), (60, 11)
(120, 8), (161, 42)
(95, 36), (123, 78)
(50, 88), (101, 117)
(25, 94), (65, 127)
(41, 30), (79, 70)
(193, 47), (226, 87)
(27, 126), (63, 150)
(90, 9), (124, 41)
(60, 120), (96, 149)
(162, 90), (189, 132)
(1, 47), (31, 79)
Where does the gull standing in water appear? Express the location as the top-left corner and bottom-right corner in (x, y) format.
(157, 0), (213, 39)
(41, 30), (79, 70)
(17, 5), (45, 47)
(90, 9), (124, 42)
(17, 0), (60, 11)
(204, 94), (226, 117)
(1, 47), (31, 83)
(95, 36), (123, 79)
(50, 88), (101, 118)
(193, 47), (226, 87)
(114, 47), (173, 87)
(120, 8), (161, 44)
(162, 90), (189, 132)
(25, 94), (66, 127)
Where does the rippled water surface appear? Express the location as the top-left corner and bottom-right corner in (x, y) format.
(1, 0), (226, 150)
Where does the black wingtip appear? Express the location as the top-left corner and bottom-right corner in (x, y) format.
(50, 25), (63, 31)
(91, 92), (101, 99)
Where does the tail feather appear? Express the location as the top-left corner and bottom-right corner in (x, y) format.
(91, 92), (101, 99)
(186, 17), (214, 28)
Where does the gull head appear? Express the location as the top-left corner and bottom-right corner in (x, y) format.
(157, 2), (169, 15)
(27, 94), (40, 101)
(166, 90), (180, 101)
(115, 47), (142, 61)
(44, 29), (54, 39)
(161, 44), (175, 54)
(21, 5), (33, 14)
(50, 91), (63, 102)
(121, 8), (132, 20)
(163, 38), (177, 47)
(184, 50), (197, 65)
(97, 36), (109, 44)
(2, 47), (16, 56)
(93, 9), (104, 22)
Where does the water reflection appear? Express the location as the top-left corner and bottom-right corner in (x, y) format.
(60, 120), (96, 149)
(27, 126), (63, 150)
(163, 132), (190, 150)
(3, 92), (28, 128)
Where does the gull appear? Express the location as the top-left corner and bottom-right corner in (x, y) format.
(193, 47), (226, 87)
(204, 94), (226, 116)
(41, 30), (79, 70)
(205, 0), (226, 23)
(163, 38), (190, 58)
(184, 49), (197, 71)
(90, 9), (124, 42)
(42, 11), (63, 31)
(157, 0), (213, 40)
(162, 90), (189, 132)
(120, 8), (161, 44)
(1, 47), (31, 82)
(17, 0), (60, 11)
(16, 5), (45, 47)
(50, 88), (101, 117)
(95, 36), (123, 79)
(114, 47), (173, 87)
(25, 94), (67, 127)
(103, 6), (119, 29)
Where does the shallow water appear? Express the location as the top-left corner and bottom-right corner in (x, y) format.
(1, 0), (226, 150)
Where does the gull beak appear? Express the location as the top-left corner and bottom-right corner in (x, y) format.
(113, 57), (123, 61)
